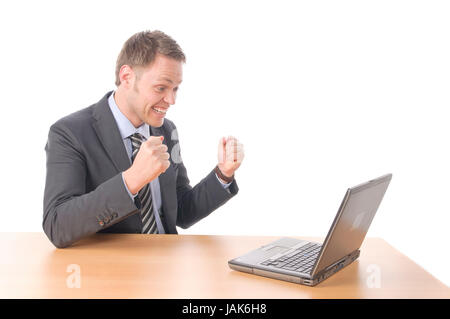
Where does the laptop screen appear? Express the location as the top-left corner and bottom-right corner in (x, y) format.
(312, 174), (392, 276)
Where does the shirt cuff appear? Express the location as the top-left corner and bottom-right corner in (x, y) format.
(215, 173), (232, 189)
(121, 172), (138, 200)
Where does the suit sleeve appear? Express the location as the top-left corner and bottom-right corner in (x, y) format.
(43, 122), (139, 248)
(170, 124), (239, 229)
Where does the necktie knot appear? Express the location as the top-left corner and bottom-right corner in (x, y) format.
(130, 133), (146, 162)
(130, 132), (146, 144)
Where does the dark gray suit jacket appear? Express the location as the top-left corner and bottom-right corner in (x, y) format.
(43, 92), (238, 248)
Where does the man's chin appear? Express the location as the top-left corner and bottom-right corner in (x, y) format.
(148, 118), (165, 128)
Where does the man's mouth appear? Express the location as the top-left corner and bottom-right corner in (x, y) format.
(151, 106), (167, 115)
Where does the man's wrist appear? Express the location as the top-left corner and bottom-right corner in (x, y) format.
(121, 172), (138, 199)
(214, 165), (234, 184)
(216, 173), (231, 186)
(122, 168), (142, 195)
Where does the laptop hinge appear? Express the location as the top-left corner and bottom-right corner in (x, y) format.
(312, 250), (360, 279)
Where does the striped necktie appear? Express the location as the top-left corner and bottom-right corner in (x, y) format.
(130, 133), (158, 234)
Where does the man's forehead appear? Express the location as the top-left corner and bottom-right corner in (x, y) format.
(156, 75), (183, 85)
(138, 58), (183, 84)
(157, 75), (183, 84)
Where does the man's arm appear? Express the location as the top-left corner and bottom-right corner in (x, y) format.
(43, 122), (139, 248)
(175, 160), (239, 229)
(166, 123), (239, 229)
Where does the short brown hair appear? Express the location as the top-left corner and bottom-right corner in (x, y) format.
(115, 30), (186, 86)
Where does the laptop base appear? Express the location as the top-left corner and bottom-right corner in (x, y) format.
(229, 249), (360, 286)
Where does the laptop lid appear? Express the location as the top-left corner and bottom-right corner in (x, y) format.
(311, 174), (392, 277)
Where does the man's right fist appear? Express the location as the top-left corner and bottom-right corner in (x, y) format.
(123, 136), (170, 195)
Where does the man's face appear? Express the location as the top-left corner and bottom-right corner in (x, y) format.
(126, 54), (183, 128)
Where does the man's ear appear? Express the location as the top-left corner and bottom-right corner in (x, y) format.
(119, 65), (134, 89)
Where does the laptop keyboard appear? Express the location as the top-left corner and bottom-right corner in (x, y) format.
(260, 242), (322, 274)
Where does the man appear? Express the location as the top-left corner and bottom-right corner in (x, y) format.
(43, 30), (244, 248)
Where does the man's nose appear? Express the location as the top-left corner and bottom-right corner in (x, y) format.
(164, 90), (176, 105)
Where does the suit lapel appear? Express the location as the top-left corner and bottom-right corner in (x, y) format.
(92, 92), (131, 173)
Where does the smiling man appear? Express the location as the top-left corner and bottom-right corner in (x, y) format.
(43, 30), (244, 248)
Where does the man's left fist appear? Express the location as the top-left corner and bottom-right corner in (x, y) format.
(217, 136), (245, 178)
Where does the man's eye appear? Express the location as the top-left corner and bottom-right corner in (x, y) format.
(157, 87), (165, 92)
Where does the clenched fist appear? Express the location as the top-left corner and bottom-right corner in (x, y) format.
(123, 136), (170, 195)
(217, 136), (244, 179)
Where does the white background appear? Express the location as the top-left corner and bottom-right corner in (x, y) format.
(1, 0), (449, 287)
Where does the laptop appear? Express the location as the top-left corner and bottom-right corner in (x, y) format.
(228, 174), (392, 286)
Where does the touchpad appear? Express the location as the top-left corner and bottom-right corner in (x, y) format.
(266, 246), (287, 253)
(239, 246), (290, 264)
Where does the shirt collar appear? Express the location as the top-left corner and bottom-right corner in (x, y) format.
(108, 91), (150, 140)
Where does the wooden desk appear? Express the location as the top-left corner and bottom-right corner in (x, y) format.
(0, 233), (448, 298)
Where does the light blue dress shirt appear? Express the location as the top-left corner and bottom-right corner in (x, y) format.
(107, 92), (230, 233)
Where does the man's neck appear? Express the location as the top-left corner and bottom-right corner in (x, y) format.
(113, 88), (143, 128)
